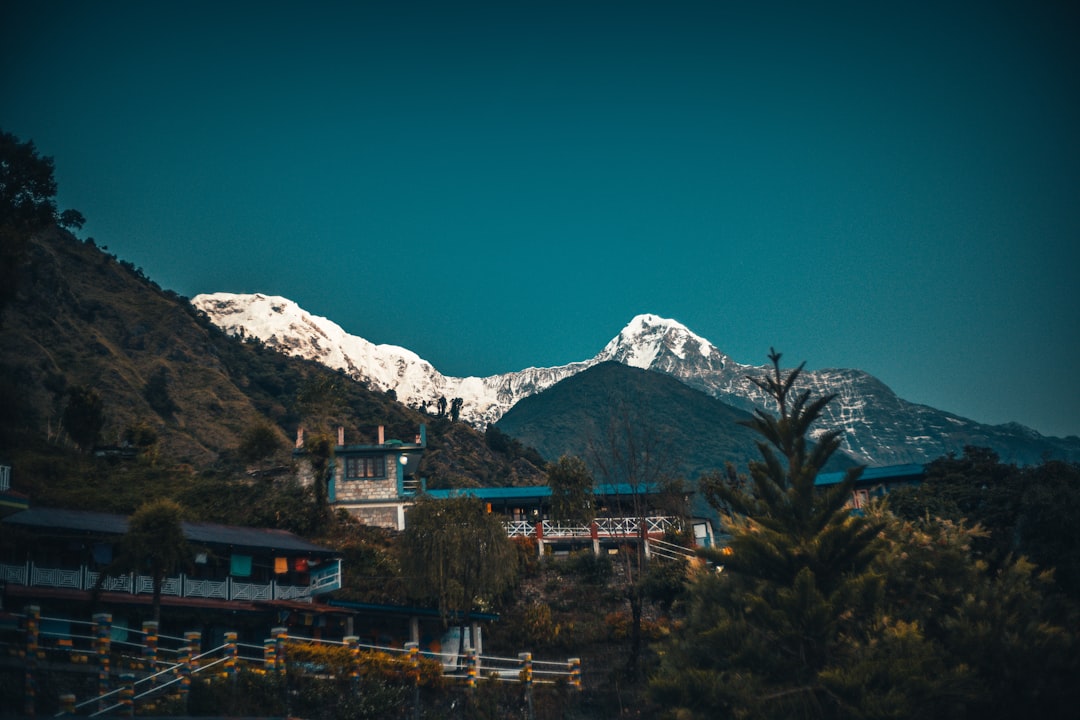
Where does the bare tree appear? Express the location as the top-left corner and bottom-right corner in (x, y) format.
(588, 390), (686, 679)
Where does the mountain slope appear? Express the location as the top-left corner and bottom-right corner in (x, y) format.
(0, 229), (544, 499)
(192, 294), (1080, 467)
(495, 361), (857, 479)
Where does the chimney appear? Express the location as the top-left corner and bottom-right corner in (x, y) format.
(295, 427), (305, 449)
(337, 426), (345, 446)
(378, 425), (385, 444)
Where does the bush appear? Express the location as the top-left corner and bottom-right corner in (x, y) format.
(562, 550), (612, 584)
(286, 641), (444, 688)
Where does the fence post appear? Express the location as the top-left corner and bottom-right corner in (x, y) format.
(272, 626), (287, 676)
(142, 620), (159, 682)
(519, 652), (534, 720)
(177, 641), (192, 702)
(93, 613), (112, 712)
(224, 631), (238, 680)
(568, 657), (581, 690)
(119, 672), (135, 716)
(466, 648), (477, 690)
(406, 641), (420, 720)
(185, 630), (202, 672)
(264, 638), (277, 671)
(591, 521), (600, 556)
(59, 693), (76, 715)
(23, 605), (40, 716)
(344, 636), (359, 680)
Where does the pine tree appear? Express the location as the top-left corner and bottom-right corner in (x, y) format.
(652, 350), (939, 719)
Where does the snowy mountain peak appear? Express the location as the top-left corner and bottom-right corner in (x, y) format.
(192, 292), (432, 386)
(190, 292), (1080, 466)
(599, 313), (734, 373)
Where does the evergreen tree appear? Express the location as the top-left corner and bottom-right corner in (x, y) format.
(547, 455), (594, 525)
(98, 499), (192, 624)
(63, 384), (105, 451)
(652, 350), (953, 719)
(1, 130), (58, 319)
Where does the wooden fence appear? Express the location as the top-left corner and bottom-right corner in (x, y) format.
(1, 606), (581, 716)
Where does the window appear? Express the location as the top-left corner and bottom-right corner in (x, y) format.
(345, 455), (386, 479)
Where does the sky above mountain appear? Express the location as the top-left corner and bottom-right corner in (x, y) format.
(4, 1), (1079, 438)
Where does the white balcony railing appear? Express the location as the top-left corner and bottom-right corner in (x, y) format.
(504, 516), (681, 539)
(1, 562), (317, 605)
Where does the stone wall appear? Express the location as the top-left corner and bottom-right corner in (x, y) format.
(346, 505), (401, 529)
(332, 454), (400, 503)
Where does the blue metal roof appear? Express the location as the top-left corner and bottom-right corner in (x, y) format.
(328, 599), (499, 622)
(424, 482), (671, 502)
(3, 507), (338, 556)
(814, 463), (924, 487)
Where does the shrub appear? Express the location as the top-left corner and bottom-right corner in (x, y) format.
(562, 549), (612, 584)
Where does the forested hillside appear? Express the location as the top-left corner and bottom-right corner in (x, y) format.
(0, 224), (544, 513)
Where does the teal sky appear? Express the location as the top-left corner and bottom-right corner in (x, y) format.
(4, 1), (1079, 438)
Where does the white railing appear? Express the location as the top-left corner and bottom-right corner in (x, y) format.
(540, 522), (592, 538)
(0, 464), (10, 491)
(648, 536), (698, 562)
(231, 581), (272, 601)
(184, 578), (228, 600)
(32, 566), (81, 589)
(0, 562), (316, 604)
(505, 520), (534, 537)
(274, 583), (311, 600)
(503, 516), (682, 539)
(1, 563), (27, 584)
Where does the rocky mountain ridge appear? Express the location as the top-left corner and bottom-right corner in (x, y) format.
(191, 292), (1080, 467)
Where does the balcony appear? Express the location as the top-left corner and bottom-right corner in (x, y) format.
(0, 561), (334, 603)
(504, 515), (682, 539)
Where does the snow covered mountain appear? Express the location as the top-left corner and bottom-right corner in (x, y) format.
(191, 293), (1080, 466)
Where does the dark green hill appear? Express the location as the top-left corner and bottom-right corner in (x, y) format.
(0, 227), (542, 513)
(495, 360), (856, 483)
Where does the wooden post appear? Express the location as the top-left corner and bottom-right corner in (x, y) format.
(344, 636), (359, 680)
(177, 642), (192, 702)
(142, 620), (158, 682)
(119, 672), (135, 716)
(93, 613), (112, 712)
(23, 605), (39, 716)
(272, 626), (287, 675)
(185, 630), (202, 672)
(263, 638), (277, 671)
(569, 657), (582, 690)
(519, 652), (534, 720)
(406, 641), (420, 720)
(59, 693), (76, 715)
(466, 648), (477, 690)
(224, 631), (238, 680)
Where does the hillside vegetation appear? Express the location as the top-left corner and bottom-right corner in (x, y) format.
(0, 226), (544, 512)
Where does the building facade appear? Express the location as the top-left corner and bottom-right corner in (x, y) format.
(296, 424), (427, 530)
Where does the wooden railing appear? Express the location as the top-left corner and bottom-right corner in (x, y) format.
(2, 609), (582, 716)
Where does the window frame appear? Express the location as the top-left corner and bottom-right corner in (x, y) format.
(344, 455), (387, 480)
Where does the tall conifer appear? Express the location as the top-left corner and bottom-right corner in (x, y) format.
(653, 350), (956, 718)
